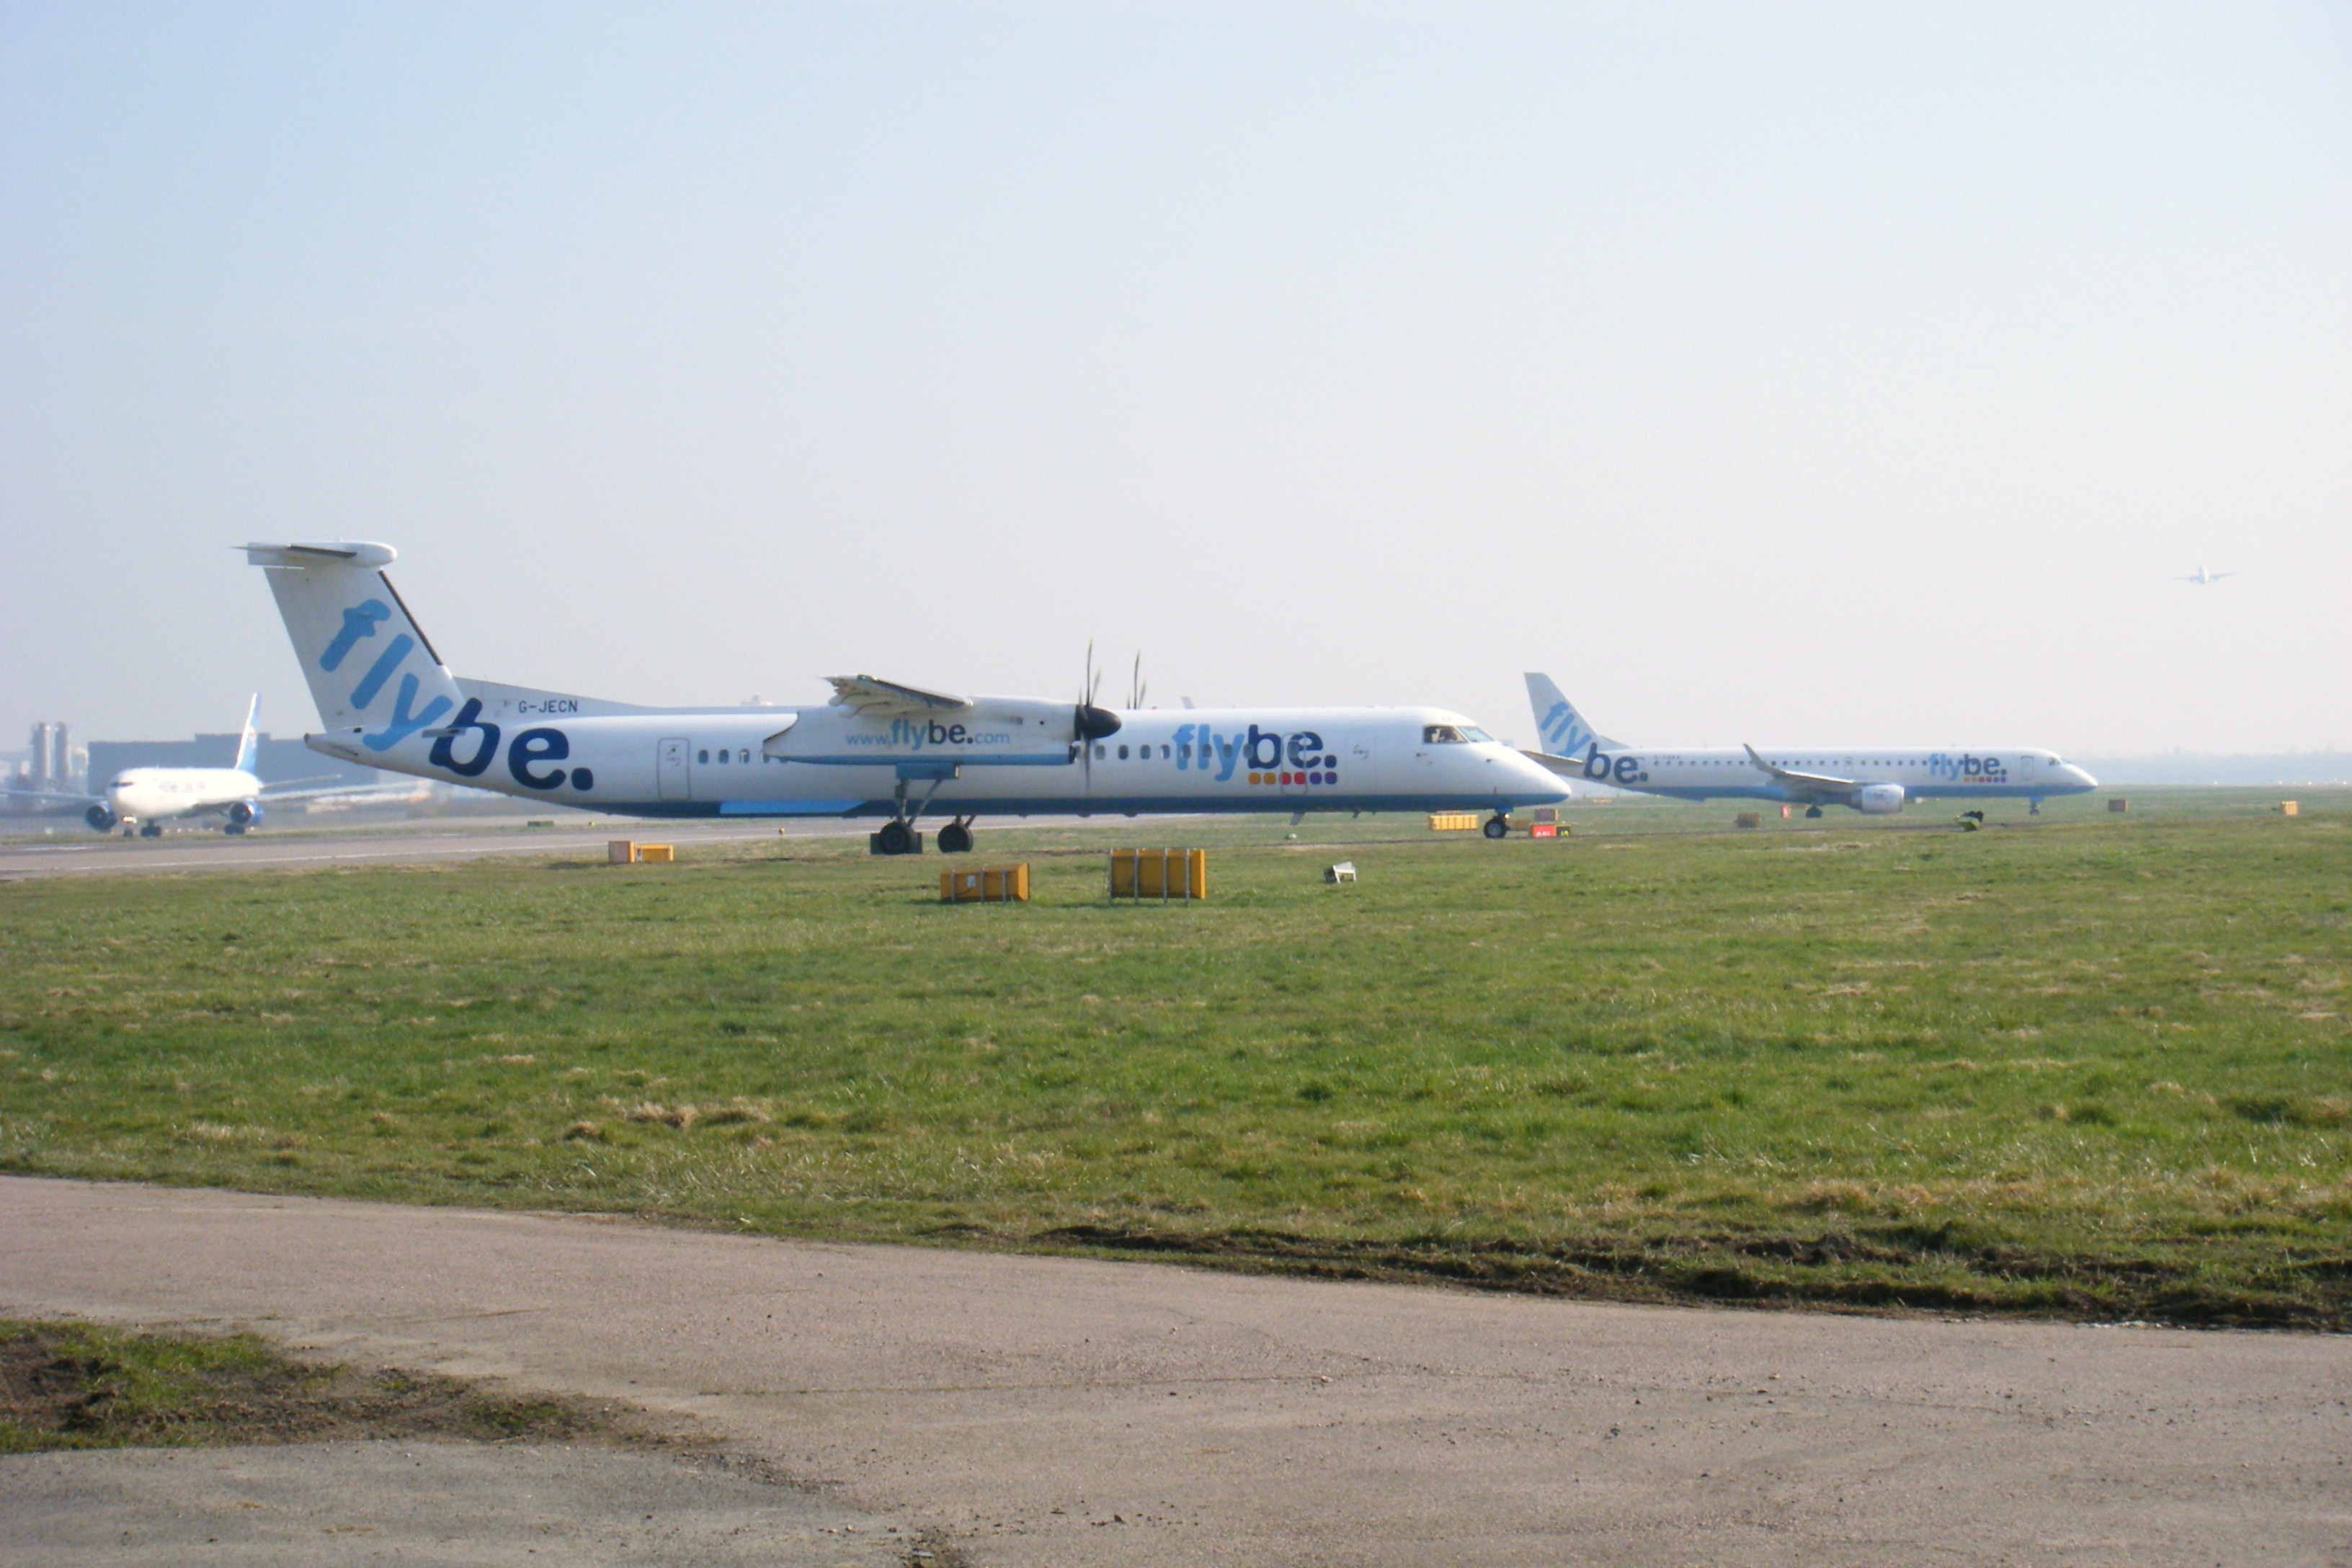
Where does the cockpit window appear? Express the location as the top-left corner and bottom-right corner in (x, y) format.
(1460, 726), (1494, 744)
(1422, 725), (1467, 744)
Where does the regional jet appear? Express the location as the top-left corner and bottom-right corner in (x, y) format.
(2174, 566), (2237, 584)
(243, 543), (1567, 852)
(1520, 674), (2096, 817)
(22, 696), (360, 835)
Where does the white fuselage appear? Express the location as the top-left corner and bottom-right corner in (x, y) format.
(103, 767), (264, 825)
(1564, 744), (2098, 807)
(308, 695), (1569, 821)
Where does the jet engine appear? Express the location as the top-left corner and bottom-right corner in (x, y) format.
(84, 803), (117, 832)
(226, 801), (262, 833)
(1856, 783), (1905, 815)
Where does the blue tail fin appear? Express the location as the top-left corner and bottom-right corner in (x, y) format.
(234, 694), (261, 774)
(1524, 673), (1625, 756)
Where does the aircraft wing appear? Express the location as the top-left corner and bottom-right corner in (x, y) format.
(258, 775), (359, 796)
(254, 779), (408, 803)
(824, 674), (971, 716)
(1743, 744), (1861, 797)
(3, 787), (102, 806)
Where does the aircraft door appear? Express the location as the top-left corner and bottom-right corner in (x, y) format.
(2015, 754), (2038, 786)
(657, 737), (690, 801)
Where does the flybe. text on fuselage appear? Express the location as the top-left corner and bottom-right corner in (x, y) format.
(313, 698), (1559, 819)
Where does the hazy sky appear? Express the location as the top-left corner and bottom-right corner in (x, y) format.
(4, 3), (2347, 754)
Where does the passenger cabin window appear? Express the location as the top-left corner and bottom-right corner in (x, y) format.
(1423, 725), (1469, 744)
(1094, 743), (1106, 760)
(1118, 744), (1130, 760)
(697, 749), (709, 764)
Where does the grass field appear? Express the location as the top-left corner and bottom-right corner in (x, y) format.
(0, 1318), (612, 1453)
(3, 791), (2347, 1327)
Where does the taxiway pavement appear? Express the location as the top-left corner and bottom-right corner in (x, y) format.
(0, 819), (863, 879)
(3, 1177), (2343, 1567)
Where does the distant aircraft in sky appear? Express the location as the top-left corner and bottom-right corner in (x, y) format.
(18, 696), (355, 835)
(243, 542), (1568, 852)
(1518, 674), (2097, 818)
(2174, 566), (2237, 584)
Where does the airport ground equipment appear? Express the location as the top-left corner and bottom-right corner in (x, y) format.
(942, 864), (1030, 904)
(2109, 798), (2129, 813)
(1428, 812), (1479, 832)
(1110, 849), (1206, 902)
(1529, 821), (1559, 838)
(2281, 801), (2299, 817)
(1325, 861), (1357, 884)
(1735, 812), (1760, 829)
(634, 844), (674, 862)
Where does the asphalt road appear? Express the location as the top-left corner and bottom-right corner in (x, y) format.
(4, 1177), (2344, 1567)
(0, 818), (866, 878)
(0, 1443), (908, 1567)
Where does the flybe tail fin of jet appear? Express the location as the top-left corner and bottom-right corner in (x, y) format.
(242, 542), (466, 752)
(1525, 672), (1626, 756)
(234, 693), (261, 774)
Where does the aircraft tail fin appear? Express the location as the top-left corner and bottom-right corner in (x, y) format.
(1524, 672), (1625, 756)
(242, 542), (465, 754)
(233, 694), (261, 774)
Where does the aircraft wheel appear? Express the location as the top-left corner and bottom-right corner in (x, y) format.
(1482, 814), (1510, 840)
(1804, 806), (1823, 820)
(875, 819), (915, 856)
(937, 821), (974, 855)
(140, 823), (163, 838)
(225, 824), (247, 836)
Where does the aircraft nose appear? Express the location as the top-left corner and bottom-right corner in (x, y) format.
(1499, 749), (1572, 801)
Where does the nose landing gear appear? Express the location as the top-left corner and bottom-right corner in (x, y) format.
(1483, 813), (1511, 840)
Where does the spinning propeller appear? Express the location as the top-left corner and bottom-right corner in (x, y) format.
(1072, 640), (1121, 783)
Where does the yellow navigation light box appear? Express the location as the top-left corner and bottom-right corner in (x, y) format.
(1108, 848), (1207, 901)
(942, 864), (1031, 903)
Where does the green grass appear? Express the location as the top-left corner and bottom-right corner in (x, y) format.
(3, 790), (2347, 1327)
(0, 1318), (612, 1451)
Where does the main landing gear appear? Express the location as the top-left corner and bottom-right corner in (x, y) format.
(936, 819), (974, 855)
(870, 819), (923, 856)
(139, 822), (163, 838)
(1804, 806), (1824, 820)
(1483, 813), (1511, 840)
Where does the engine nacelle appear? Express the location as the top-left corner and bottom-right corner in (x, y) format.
(227, 801), (262, 829)
(1856, 783), (1906, 816)
(84, 803), (117, 832)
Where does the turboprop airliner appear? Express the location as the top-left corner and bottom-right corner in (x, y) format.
(1520, 674), (2096, 817)
(17, 697), (357, 836)
(244, 542), (1567, 852)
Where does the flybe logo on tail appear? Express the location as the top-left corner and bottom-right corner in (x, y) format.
(1538, 700), (1598, 758)
(318, 597), (452, 749)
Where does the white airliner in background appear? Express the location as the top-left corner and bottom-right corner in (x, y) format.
(244, 541), (1569, 852)
(2174, 566), (2237, 585)
(1520, 674), (2097, 817)
(17, 697), (360, 836)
